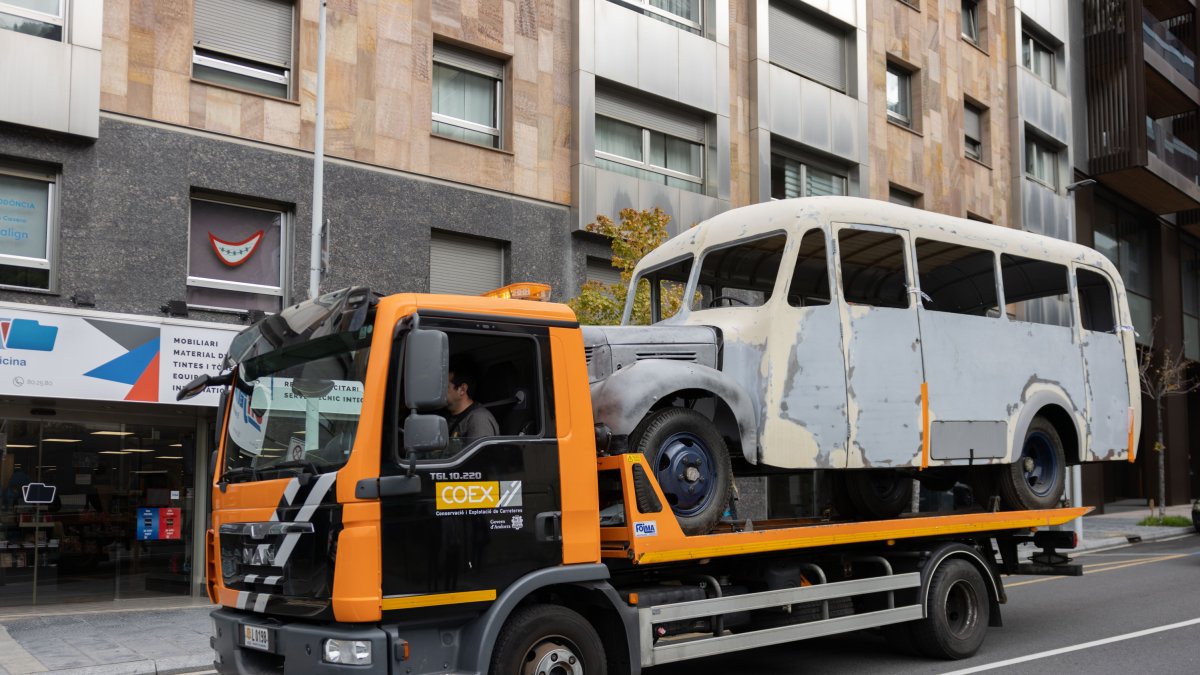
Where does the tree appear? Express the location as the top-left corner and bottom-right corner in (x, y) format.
(1137, 320), (1200, 516)
(568, 207), (687, 325)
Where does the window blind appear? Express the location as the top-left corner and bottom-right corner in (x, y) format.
(194, 0), (294, 67)
(768, 2), (847, 92)
(595, 87), (705, 143)
(429, 232), (505, 295)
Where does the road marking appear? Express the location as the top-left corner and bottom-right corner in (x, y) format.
(1005, 553), (1186, 588)
(942, 617), (1200, 674)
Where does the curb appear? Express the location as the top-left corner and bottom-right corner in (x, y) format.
(1077, 526), (1196, 552)
(5, 654), (214, 675)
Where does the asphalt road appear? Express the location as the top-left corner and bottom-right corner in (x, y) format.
(646, 533), (1200, 675)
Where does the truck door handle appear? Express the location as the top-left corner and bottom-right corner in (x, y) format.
(535, 511), (562, 542)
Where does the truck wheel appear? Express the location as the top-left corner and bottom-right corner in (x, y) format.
(633, 407), (733, 536)
(845, 470), (912, 520)
(999, 417), (1066, 510)
(490, 604), (607, 675)
(912, 559), (990, 659)
(829, 473), (858, 519)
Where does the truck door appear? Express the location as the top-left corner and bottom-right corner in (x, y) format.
(377, 318), (562, 612)
(834, 224), (925, 467)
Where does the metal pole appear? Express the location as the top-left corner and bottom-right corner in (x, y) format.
(309, 0), (328, 299)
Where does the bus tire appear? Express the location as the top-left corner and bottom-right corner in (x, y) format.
(829, 473), (859, 519)
(845, 470), (912, 520)
(999, 417), (1066, 510)
(633, 407), (733, 536)
(490, 604), (607, 675)
(911, 559), (990, 659)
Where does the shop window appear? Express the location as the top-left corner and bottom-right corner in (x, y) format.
(192, 0), (294, 98)
(187, 196), (286, 313)
(915, 239), (999, 317)
(433, 43), (505, 149)
(0, 162), (57, 292)
(771, 150), (848, 199)
(1001, 254), (1071, 328)
(768, 2), (849, 93)
(0, 0), (63, 41)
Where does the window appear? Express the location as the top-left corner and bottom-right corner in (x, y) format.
(0, 0), (62, 40)
(1025, 135), (1058, 189)
(193, 0), (294, 98)
(887, 63), (913, 127)
(188, 197), (286, 312)
(1022, 31), (1055, 85)
(429, 231), (506, 295)
(432, 43), (504, 149)
(1000, 254), (1071, 328)
(631, 256), (693, 323)
(612, 0), (702, 34)
(915, 239), (999, 317)
(693, 234), (787, 310)
(1094, 199), (1152, 344)
(769, 2), (848, 92)
(786, 229), (831, 307)
(889, 186), (918, 207)
(0, 163), (56, 291)
(1183, 239), (1200, 360)
(771, 153), (847, 199)
(1078, 268), (1117, 334)
(838, 229), (909, 309)
(595, 88), (706, 194)
(964, 103), (984, 161)
(961, 0), (980, 44)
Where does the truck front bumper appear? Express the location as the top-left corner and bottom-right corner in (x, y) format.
(211, 608), (392, 675)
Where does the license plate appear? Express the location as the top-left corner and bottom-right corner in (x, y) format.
(242, 624), (271, 652)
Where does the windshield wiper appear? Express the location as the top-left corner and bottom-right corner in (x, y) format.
(220, 466), (261, 483)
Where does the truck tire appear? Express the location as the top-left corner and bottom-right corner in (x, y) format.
(829, 473), (859, 519)
(490, 604), (607, 675)
(999, 417), (1066, 510)
(633, 407), (733, 536)
(845, 470), (912, 520)
(911, 558), (990, 659)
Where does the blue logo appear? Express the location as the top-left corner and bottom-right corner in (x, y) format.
(634, 521), (658, 538)
(0, 319), (58, 352)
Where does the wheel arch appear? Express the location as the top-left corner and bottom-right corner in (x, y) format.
(591, 359), (760, 463)
(1012, 387), (1083, 466)
(920, 543), (1004, 628)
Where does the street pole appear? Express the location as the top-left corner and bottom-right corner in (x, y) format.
(309, 0), (327, 300)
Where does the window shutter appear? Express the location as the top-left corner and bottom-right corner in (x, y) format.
(195, 0), (294, 68)
(595, 87), (705, 143)
(768, 3), (847, 92)
(965, 105), (982, 140)
(586, 257), (622, 287)
(433, 43), (505, 79)
(429, 232), (505, 295)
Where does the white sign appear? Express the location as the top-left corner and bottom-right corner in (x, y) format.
(251, 377), (364, 416)
(0, 304), (240, 406)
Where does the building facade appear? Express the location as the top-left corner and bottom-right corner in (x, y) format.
(0, 0), (1196, 610)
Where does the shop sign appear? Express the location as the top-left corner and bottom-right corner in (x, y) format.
(137, 507), (182, 540)
(0, 173), (50, 264)
(0, 304), (241, 406)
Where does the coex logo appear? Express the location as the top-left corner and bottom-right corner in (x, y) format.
(634, 521), (658, 538)
(436, 481), (523, 510)
(0, 318), (57, 352)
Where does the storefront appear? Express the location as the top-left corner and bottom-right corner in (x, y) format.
(0, 302), (241, 608)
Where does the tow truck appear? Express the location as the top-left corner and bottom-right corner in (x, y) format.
(187, 286), (1090, 674)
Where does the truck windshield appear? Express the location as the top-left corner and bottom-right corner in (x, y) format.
(222, 327), (372, 482)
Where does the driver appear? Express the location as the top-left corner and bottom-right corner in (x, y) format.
(445, 357), (499, 441)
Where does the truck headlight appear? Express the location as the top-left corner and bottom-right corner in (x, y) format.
(322, 639), (372, 665)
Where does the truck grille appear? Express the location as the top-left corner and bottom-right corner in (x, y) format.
(635, 351), (699, 362)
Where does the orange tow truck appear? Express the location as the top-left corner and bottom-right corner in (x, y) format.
(185, 286), (1088, 674)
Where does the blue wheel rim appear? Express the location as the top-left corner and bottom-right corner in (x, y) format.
(1022, 431), (1060, 498)
(654, 431), (719, 517)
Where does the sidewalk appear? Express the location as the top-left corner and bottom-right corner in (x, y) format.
(0, 503), (1193, 675)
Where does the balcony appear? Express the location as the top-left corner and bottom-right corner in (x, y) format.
(1143, 7), (1200, 117)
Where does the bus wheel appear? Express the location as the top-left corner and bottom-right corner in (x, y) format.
(634, 407), (733, 536)
(912, 559), (990, 659)
(490, 604), (607, 675)
(999, 417), (1065, 510)
(845, 470), (912, 520)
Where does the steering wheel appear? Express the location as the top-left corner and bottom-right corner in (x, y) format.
(708, 295), (751, 308)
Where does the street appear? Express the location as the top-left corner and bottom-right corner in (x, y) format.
(648, 534), (1200, 674)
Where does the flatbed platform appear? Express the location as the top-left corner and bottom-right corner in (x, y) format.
(598, 453), (1089, 565)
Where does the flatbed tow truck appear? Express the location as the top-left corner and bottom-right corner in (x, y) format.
(190, 287), (1095, 674)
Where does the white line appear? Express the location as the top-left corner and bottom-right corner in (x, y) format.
(943, 617), (1200, 674)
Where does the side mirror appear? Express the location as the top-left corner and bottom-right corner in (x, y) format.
(404, 329), (448, 411)
(176, 372), (231, 401)
(403, 414), (448, 456)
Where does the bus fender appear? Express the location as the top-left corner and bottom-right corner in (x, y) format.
(458, 563), (636, 674)
(591, 359), (760, 464)
(1011, 384), (1083, 463)
(920, 542), (1004, 628)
